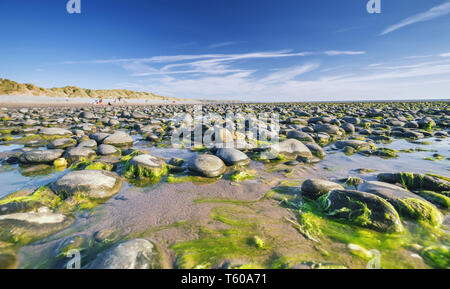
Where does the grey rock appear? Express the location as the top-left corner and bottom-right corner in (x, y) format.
(19, 149), (64, 164)
(87, 239), (158, 269)
(102, 131), (133, 147)
(51, 170), (122, 199)
(301, 179), (344, 199)
(216, 148), (250, 166)
(188, 154), (226, 177)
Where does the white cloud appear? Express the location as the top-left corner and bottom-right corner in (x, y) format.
(324, 50), (366, 56)
(380, 2), (450, 35)
(84, 50), (314, 77)
(208, 41), (239, 49)
(440, 52), (450, 57)
(258, 64), (319, 84)
(120, 57), (450, 101)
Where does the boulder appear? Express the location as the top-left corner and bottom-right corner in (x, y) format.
(301, 179), (344, 199)
(87, 239), (159, 269)
(51, 170), (122, 199)
(40, 127), (72, 137)
(19, 149), (64, 164)
(216, 148), (250, 166)
(188, 154), (226, 178)
(269, 139), (313, 160)
(377, 173), (450, 192)
(0, 209), (74, 243)
(47, 138), (77, 149)
(64, 147), (96, 163)
(321, 189), (404, 233)
(97, 144), (121, 157)
(102, 131), (133, 147)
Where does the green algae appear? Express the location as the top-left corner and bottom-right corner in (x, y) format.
(0, 186), (62, 211)
(250, 236), (265, 249)
(342, 176), (363, 188)
(166, 174), (221, 184)
(399, 172), (421, 190)
(69, 159), (91, 170)
(420, 245), (449, 269)
(423, 157), (437, 161)
(122, 160), (168, 186)
(229, 169), (257, 182)
(171, 209), (273, 269)
(84, 162), (113, 171)
(376, 148), (398, 159)
(414, 191), (450, 209)
(397, 198), (443, 227)
(356, 168), (377, 174)
(423, 121), (435, 132)
(426, 173), (450, 182)
(277, 195), (449, 268)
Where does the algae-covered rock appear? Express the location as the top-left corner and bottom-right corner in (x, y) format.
(63, 147), (97, 163)
(124, 154), (168, 181)
(358, 181), (443, 226)
(51, 170), (122, 199)
(87, 239), (160, 269)
(335, 140), (373, 150)
(321, 189), (404, 233)
(420, 245), (449, 269)
(358, 181), (420, 202)
(396, 198), (443, 227)
(0, 209), (74, 244)
(47, 138), (77, 149)
(0, 187), (62, 215)
(377, 172), (450, 192)
(301, 179), (344, 199)
(188, 154), (226, 178)
(413, 190), (450, 209)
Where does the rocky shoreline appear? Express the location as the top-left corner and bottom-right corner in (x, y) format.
(0, 101), (448, 269)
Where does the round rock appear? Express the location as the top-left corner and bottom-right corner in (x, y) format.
(51, 170), (122, 199)
(87, 239), (158, 269)
(188, 154), (226, 178)
(301, 179), (344, 199)
(102, 131), (133, 147)
(216, 148), (250, 166)
(19, 149), (64, 164)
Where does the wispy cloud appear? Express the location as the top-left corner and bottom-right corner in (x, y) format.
(63, 50), (315, 77)
(324, 50), (366, 56)
(121, 57), (450, 101)
(208, 41), (239, 49)
(380, 2), (450, 35)
(259, 64), (319, 84)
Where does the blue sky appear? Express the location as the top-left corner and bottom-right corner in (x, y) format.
(1, 0), (450, 101)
